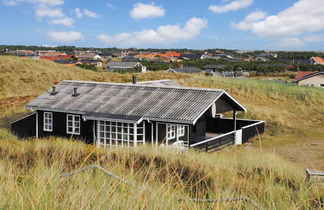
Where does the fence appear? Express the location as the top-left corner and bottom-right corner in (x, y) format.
(191, 131), (235, 152)
(241, 121), (265, 143)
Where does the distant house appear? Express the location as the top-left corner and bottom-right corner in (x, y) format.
(121, 56), (138, 62)
(15, 50), (38, 57)
(76, 53), (97, 60)
(11, 79), (264, 151)
(293, 71), (324, 87)
(256, 57), (270, 62)
(309, 57), (324, 65)
(77, 59), (103, 67)
(54, 60), (77, 66)
(108, 62), (146, 73)
(99, 52), (116, 59)
(178, 54), (202, 61)
(40, 56), (62, 61)
(167, 66), (203, 74)
(204, 64), (227, 73)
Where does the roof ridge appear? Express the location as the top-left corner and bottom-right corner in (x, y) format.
(60, 80), (225, 92)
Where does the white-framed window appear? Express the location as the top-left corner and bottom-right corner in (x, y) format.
(43, 112), (53, 132)
(98, 121), (144, 147)
(166, 124), (176, 140)
(177, 125), (185, 137)
(67, 114), (80, 135)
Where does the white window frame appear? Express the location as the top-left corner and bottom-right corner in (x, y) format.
(97, 120), (144, 147)
(66, 114), (80, 135)
(177, 125), (185, 137)
(43, 112), (53, 132)
(166, 124), (176, 140)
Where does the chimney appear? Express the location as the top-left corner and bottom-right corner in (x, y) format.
(72, 87), (79, 97)
(132, 74), (137, 84)
(50, 86), (58, 95)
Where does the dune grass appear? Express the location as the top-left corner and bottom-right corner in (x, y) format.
(0, 130), (323, 209)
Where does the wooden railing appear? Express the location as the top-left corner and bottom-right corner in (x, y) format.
(241, 121), (265, 143)
(191, 131), (235, 152)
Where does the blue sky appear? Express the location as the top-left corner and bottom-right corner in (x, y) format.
(1, 0), (324, 50)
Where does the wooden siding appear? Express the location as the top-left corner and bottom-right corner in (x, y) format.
(37, 110), (93, 144)
(11, 113), (36, 139)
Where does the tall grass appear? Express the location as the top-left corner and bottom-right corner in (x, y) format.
(0, 132), (323, 209)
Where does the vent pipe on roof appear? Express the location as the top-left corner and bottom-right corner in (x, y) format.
(72, 87), (79, 97)
(132, 74), (137, 84)
(50, 86), (58, 95)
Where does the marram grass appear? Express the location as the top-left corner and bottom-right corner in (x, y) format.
(0, 133), (323, 209)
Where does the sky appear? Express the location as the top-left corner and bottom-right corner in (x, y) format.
(1, 0), (324, 50)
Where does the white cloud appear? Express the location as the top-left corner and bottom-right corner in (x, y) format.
(233, 0), (324, 38)
(47, 31), (84, 43)
(74, 8), (99, 18)
(49, 17), (74, 26)
(304, 35), (324, 42)
(209, 0), (253, 13)
(35, 4), (64, 18)
(232, 10), (266, 30)
(35, 4), (73, 26)
(106, 2), (116, 9)
(83, 9), (99, 18)
(74, 8), (83, 18)
(4, 0), (75, 26)
(3, 0), (63, 6)
(97, 17), (207, 47)
(130, 3), (165, 20)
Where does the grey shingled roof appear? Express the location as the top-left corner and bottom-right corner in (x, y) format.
(135, 79), (182, 87)
(26, 80), (245, 124)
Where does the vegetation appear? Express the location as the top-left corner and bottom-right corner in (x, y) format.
(0, 56), (323, 208)
(0, 133), (323, 209)
(76, 63), (98, 71)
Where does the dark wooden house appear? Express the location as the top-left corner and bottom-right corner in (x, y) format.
(11, 80), (264, 151)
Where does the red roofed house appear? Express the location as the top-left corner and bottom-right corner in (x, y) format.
(40, 56), (62, 61)
(309, 57), (324, 65)
(293, 71), (324, 87)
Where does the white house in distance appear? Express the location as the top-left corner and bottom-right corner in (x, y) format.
(293, 71), (324, 87)
(309, 57), (324, 65)
(107, 62), (147, 73)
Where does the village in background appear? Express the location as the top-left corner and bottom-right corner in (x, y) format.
(1, 45), (324, 86)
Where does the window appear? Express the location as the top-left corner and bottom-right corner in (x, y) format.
(67, 114), (80, 135)
(43, 112), (53, 131)
(166, 124), (176, 140)
(320, 84), (324, 87)
(98, 121), (144, 147)
(177, 125), (185, 137)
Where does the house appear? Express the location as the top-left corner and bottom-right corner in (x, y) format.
(77, 59), (103, 67)
(11, 80), (264, 151)
(121, 56), (139, 62)
(178, 54), (202, 61)
(256, 57), (270, 62)
(54, 60), (78, 66)
(15, 50), (38, 57)
(107, 62), (146, 73)
(204, 64), (227, 73)
(293, 71), (324, 87)
(99, 52), (116, 59)
(309, 57), (324, 65)
(167, 66), (203, 74)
